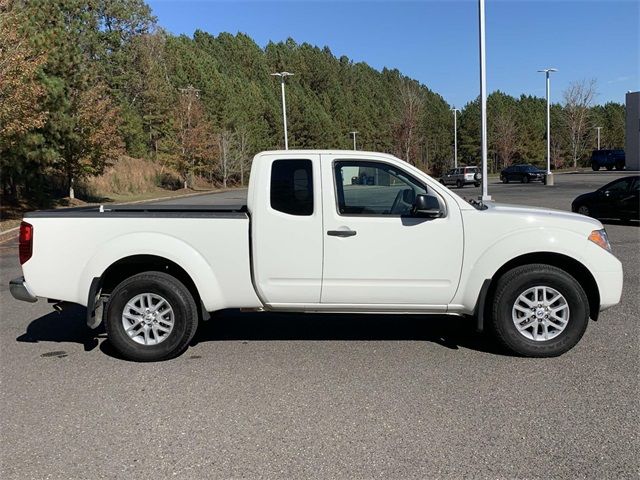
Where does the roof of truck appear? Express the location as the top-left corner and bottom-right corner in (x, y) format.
(256, 149), (400, 158)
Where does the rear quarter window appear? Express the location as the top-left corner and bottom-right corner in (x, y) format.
(270, 160), (314, 216)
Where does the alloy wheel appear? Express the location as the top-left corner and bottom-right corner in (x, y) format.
(511, 286), (570, 341)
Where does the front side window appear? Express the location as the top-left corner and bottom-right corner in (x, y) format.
(334, 161), (428, 216)
(602, 178), (632, 194)
(270, 159), (313, 216)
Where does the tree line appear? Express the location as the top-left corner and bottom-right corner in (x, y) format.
(0, 0), (626, 205)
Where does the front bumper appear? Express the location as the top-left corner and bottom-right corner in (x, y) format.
(9, 276), (38, 303)
(596, 269), (624, 311)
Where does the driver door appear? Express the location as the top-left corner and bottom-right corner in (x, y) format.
(600, 177), (633, 217)
(320, 155), (464, 306)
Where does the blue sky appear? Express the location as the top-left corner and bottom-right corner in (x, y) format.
(148, 0), (639, 107)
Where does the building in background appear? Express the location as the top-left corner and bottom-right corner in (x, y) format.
(626, 91), (640, 170)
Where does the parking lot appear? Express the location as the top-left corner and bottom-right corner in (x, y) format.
(1, 172), (638, 479)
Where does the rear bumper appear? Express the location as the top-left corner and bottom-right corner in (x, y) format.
(9, 276), (38, 303)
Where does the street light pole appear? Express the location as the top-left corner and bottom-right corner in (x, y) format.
(349, 131), (358, 150)
(478, 0), (491, 201)
(271, 72), (294, 149)
(450, 108), (459, 168)
(595, 126), (602, 150)
(538, 68), (557, 185)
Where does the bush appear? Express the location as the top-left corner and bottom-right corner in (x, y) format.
(156, 171), (182, 190)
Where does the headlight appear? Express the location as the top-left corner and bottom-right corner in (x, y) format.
(588, 229), (611, 252)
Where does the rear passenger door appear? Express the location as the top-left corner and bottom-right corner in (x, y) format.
(250, 154), (323, 305)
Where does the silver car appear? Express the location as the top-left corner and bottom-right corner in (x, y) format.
(440, 166), (481, 188)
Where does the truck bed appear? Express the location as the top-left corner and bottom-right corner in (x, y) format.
(21, 203), (262, 312)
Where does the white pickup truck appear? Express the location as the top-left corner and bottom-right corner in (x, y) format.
(10, 150), (623, 361)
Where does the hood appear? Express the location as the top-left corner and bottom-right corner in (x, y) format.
(572, 191), (598, 204)
(485, 202), (604, 233)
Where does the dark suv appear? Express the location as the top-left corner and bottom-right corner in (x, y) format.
(591, 149), (625, 171)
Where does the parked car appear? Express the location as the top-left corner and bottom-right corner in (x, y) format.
(10, 150), (622, 361)
(572, 175), (639, 221)
(439, 166), (481, 188)
(591, 149), (625, 171)
(500, 164), (547, 184)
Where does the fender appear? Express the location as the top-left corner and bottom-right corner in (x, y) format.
(79, 232), (225, 312)
(453, 227), (598, 313)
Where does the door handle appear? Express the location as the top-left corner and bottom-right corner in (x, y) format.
(327, 229), (357, 237)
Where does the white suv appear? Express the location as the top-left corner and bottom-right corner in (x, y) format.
(440, 166), (481, 188)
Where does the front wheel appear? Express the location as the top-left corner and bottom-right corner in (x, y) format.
(456, 179), (464, 188)
(577, 204), (591, 217)
(592, 163), (600, 171)
(489, 264), (589, 357)
(105, 271), (199, 362)
(521, 176), (529, 184)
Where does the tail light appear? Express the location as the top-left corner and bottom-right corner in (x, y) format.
(19, 221), (33, 265)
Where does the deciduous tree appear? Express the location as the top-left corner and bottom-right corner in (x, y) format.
(562, 79), (598, 168)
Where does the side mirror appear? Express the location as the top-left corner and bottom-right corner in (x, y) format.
(412, 194), (443, 218)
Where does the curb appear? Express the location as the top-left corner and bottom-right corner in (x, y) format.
(108, 188), (224, 205)
(0, 188), (233, 245)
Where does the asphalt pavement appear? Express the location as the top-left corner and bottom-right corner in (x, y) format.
(1, 172), (638, 479)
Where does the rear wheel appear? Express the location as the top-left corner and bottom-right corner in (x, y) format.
(615, 161), (624, 171)
(592, 163), (600, 171)
(502, 176), (509, 184)
(489, 264), (589, 357)
(105, 271), (199, 362)
(456, 179), (464, 188)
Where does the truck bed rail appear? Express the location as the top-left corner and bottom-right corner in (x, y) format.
(24, 204), (248, 219)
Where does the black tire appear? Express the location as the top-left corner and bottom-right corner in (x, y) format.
(592, 163), (600, 171)
(605, 165), (613, 171)
(489, 264), (589, 357)
(474, 182), (480, 187)
(615, 161), (624, 171)
(502, 176), (509, 184)
(456, 179), (464, 188)
(105, 271), (199, 362)
(522, 175), (530, 184)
